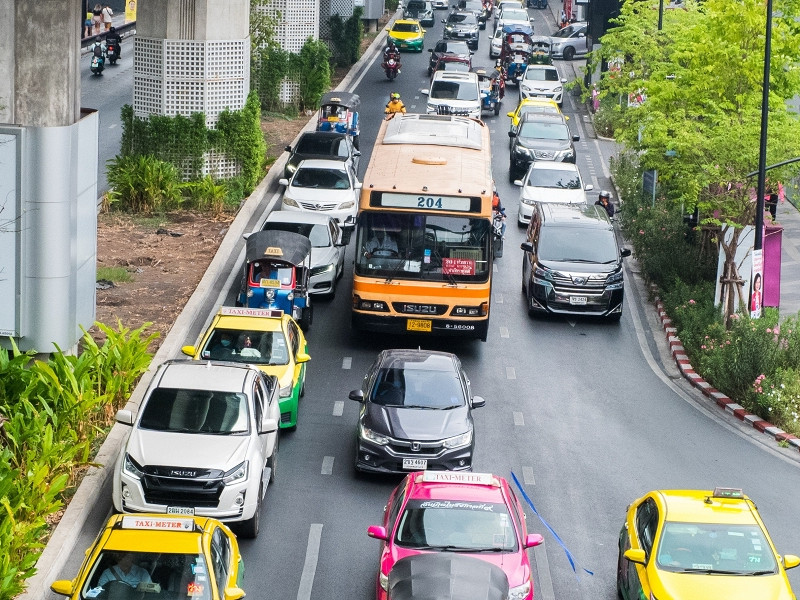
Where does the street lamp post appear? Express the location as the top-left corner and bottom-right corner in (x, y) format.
(754, 0), (773, 252)
(658, 0), (664, 30)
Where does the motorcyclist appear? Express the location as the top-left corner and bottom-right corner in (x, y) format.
(384, 92), (406, 116)
(90, 35), (106, 59)
(492, 184), (506, 237)
(105, 26), (122, 58)
(383, 41), (402, 71)
(595, 190), (616, 218)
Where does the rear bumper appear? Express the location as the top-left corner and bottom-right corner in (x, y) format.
(352, 312), (489, 341)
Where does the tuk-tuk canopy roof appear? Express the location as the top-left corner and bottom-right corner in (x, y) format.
(530, 35), (552, 46)
(388, 554), (509, 600)
(502, 23), (533, 36)
(245, 230), (311, 266)
(320, 91), (361, 110)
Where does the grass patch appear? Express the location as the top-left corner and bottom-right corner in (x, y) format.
(97, 266), (133, 283)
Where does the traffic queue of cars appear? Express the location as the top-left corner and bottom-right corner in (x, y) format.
(51, 4), (799, 600)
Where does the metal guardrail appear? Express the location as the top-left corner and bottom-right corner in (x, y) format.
(80, 21), (136, 49)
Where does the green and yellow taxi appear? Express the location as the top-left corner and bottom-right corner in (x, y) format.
(617, 487), (799, 600)
(507, 97), (565, 138)
(387, 19), (426, 52)
(51, 513), (244, 600)
(182, 306), (310, 429)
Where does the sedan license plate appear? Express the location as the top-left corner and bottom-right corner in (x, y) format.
(167, 506), (195, 516)
(569, 296), (588, 305)
(407, 319), (432, 332)
(403, 458), (428, 470)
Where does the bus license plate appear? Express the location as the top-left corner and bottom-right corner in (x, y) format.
(167, 506), (195, 516)
(403, 458), (427, 470)
(407, 319), (432, 332)
(569, 296), (588, 305)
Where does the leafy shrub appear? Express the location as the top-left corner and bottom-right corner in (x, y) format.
(660, 279), (720, 358)
(106, 155), (183, 213)
(329, 7), (365, 66)
(748, 368), (800, 435)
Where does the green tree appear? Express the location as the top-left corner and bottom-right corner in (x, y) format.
(291, 37), (332, 110)
(597, 0), (800, 322)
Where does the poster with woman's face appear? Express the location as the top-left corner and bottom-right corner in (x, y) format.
(125, 0), (137, 22)
(750, 249), (763, 319)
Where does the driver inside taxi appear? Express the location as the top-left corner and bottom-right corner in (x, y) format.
(98, 552), (152, 588)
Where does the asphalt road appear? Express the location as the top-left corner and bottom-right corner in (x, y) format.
(61, 8), (800, 600)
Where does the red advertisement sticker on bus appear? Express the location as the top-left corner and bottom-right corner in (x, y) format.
(442, 258), (475, 275)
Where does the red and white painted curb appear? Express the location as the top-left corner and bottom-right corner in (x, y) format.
(651, 284), (800, 454)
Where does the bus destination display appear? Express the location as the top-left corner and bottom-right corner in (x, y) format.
(379, 193), (472, 212)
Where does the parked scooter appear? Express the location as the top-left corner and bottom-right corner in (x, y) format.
(89, 38), (106, 75)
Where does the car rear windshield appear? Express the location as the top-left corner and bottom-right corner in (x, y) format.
(395, 499), (518, 551)
(518, 121), (569, 140)
(430, 81), (479, 101)
(527, 169), (581, 189)
(295, 136), (341, 155)
(292, 168), (350, 189)
(370, 367), (464, 409)
(524, 68), (560, 82)
(538, 227), (618, 264)
(447, 13), (477, 24)
(139, 388), (251, 434)
(500, 8), (528, 20)
(265, 223), (331, 247)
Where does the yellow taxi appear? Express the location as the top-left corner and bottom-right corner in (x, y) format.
(51, 514), (244, 600)
(387, 19), (426, 52)
(617, 488), (799, 600)
(182, 307), (310, 429)
(507, 97), (565, 139)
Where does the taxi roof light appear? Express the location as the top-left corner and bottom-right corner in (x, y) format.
(219, 306), (283, 318)
(710, 487), (744, 500)
(419, 471), (497, 486)
(119, 516), (196, 532)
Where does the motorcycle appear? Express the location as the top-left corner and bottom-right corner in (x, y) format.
(90, 53), (105, 75)
(382, 53), (401, 81)
(492, 211), (505, 258)
(106, 42), (119, 65)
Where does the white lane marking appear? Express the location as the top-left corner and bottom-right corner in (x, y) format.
(321, 456), (334, 475)
(495, 293), (504, 303)
(522, 466), (535, 485)
(342, 356), (352, 369)
(333, 401), (344, 417)
(506, 366), (516, 380)
(296, 524), (323, 600)
(533, 543), (556, 600)
(513, 411), (525, 426)
(409, 104), (417, 109)
(500, 326), (509, 338)
(108, 123), (117, 129)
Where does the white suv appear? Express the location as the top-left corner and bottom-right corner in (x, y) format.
(112, 360), (280, 538)
(424, 71), (482, 119)
(518, 64), (568, 106)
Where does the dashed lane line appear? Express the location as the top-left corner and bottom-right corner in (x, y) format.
(342, 356), (352, 370)
(321, 456), (334, 475)
(332, 401), (344, 417)
(513, 411), (525, 426)
(296, 524), (323, 600)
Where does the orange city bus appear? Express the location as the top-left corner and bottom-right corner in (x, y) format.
(351, 113), (494, 341)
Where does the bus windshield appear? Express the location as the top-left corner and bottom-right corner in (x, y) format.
(355, 212), (491, 282)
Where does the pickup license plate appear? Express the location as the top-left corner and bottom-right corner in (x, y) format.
(167, 506), (195, 516)
(569, 296), (588, 305)
(407, 319), (432, 332)
(403, 458), (428, 470)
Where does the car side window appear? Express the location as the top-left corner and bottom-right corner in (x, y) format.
(387, 485), (407, 531)
(635, 498), (658, 556)
(210, 527), (232, 598)
(287, 321), (300, 356)
(329, 221), (339, 245)
(253, 381), (264, 425)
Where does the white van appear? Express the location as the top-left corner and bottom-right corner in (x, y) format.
(424, 71), (481, 119)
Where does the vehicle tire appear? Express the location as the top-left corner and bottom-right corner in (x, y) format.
(238, 485), (261, 539)
(428, 65), (433, 75)
(563, 46), (576, 61)
(300, 375), (306, 398)
(299, 304), (313, 331)
(608, 310), (622, 323)
(353, 135), (360, 150)
(493, 237), (503, 258)
(494, 102), (501, 116)
(267, 435), (278, 483)
(508, 166), (518, 183)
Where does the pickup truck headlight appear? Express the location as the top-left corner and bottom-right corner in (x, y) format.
(359, 424), (390, 446)
(223, 461), (248, 484)
(123, 454), (145, 479)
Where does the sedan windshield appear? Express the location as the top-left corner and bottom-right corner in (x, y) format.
(199, 328), (290, 366)
(395, 500), (518, 551)
(656, 522), (778, 574)
(519, 121), (569, 140)
(538, 227), (618, 264)
(394, 23), (421, 33)
(292, 168), (350, 189)
(370, 367), (465, 408)
(526, 169), (581, 189)
(139, 387), (251, 434)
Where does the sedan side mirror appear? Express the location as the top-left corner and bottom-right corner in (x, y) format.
(355, 181), (363, 190)
(224, 587), (246, 600)
(278, 178), (289, 186)
(259, 417), (279, 434)
(116, 409), (134, 425)
(284, 145), (292, 152)
(506, 112), (515, 118)
(621, 248), (632, 258)
(367, 525), (388, 540)
(429, 48), (434, 52)
(584, 184), (594, 191)
(181, 345), (197, 357)
(296, 352), (311, 364)
(471, 395), (486, 408)
(783, 555), (800, 569)
(50, 581), (74, 597)
(514, 179), (523, 187)
(624, 548), (646, 565)
(508, 131), (516, 138)
(524, 533), (544, 548)
(572, 134), (580, 141)
(560, 78), (567, 83)
(349, 389), (365, 402)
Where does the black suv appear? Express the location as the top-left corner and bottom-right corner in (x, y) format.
(457, 0), (489, 29)
(508, 113), (578, 181)
(284, 131), (360, 179)
(427, 39), (472, 75)
(520, 203), (631, 321)
(442, 11), (480, 51)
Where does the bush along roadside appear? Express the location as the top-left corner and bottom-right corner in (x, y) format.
(612, 154), (800, 440)
(0, 322), (157, 599)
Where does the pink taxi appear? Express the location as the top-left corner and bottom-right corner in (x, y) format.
(367, 471), (544, 600)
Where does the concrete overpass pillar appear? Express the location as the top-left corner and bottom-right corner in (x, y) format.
(0, 0), (99, 353)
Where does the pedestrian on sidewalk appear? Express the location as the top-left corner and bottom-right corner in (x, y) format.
(102, 4), (114, 31)
(84, 10), (93, 38)
(92, 3), (103, 35)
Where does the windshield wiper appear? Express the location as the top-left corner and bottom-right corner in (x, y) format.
(674, 568), (743, 575)
(410, 545), (463, 552)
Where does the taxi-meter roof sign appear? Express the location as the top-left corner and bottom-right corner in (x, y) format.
(421, 471), (495, 485)
(219, 307), (283, 319)
(121, 516), (194, 531)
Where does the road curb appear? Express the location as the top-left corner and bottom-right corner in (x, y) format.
(650, 285), (800, 453)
